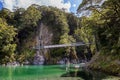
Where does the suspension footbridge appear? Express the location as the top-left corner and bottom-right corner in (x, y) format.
(33, 42), (90, 49)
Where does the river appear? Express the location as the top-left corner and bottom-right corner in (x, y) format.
(0, 65), (120, 80)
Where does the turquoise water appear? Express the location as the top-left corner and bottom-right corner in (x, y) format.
(0, 65), (120, 80)
(0, 65), (66, 80)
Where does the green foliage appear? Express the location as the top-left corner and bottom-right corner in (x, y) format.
(12, 8), (25, 28)
(59, 33), (77, 59)
(74, 17), (97, 55)
(88, 53), (120, 75)
(16, 5), (42, 55)
(0, 8), (12, 19)
(77, 0), (103, 13)
(77, 0), (120, 55)
(60, 33), (75, 44)
(77, 0), (120, 74)
(0, 18), (17, 63)
(39, 6), (78, 60)
(0, 5), (81, 64)
(41, 6), (69, 35)
(66, 13), (81, 35)
(21, 5), (41, 27)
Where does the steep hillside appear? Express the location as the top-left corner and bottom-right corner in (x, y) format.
(0, 5), (84, 64)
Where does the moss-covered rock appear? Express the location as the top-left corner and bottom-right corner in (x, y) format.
(88, 53), (120, 76)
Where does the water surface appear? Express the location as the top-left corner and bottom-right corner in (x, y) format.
(0, 65), (119, 80)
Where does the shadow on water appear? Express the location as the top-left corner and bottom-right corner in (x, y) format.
(61, 68), (110, 80)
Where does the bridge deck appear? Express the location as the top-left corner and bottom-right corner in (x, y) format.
(34, 42), (90, 49)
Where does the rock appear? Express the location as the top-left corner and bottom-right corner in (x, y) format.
(2, 64), (5, 66)
(6, 61), (20, 66)
(33, 53), (45, 65)
(23, 60), (30, 65)
(75, 65), (80, 68)
(57, 60), (65, 64)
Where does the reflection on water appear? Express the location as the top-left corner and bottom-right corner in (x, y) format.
(62, 68), (120, 80)
(62, 69), (106, 80)
(0, 65), (120, 80)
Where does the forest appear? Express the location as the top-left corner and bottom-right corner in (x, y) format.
(77, 0), (120, 75)
(0, 0), (120, 75)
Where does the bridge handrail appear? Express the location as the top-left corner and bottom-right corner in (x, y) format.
(33, 42), (91, 49)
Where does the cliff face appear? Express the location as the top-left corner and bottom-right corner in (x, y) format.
(41, 23), (53, 45)
(34, 23), (53, 64)
(35, 23), (53, 52)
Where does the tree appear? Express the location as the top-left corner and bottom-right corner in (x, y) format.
(17, 5), (41, 53)
(21, 5), (41, 28)
(0, 5), (82, 64)
(77, 0), (103, 15)
(77, 0), (120, 55)
(66, 13), (81, 35)
(0, 18), (17, 63)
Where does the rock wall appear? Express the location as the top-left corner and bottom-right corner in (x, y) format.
(33, 23), (53, 65)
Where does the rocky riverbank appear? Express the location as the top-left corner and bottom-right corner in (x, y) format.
(87, 53), (120, 76)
